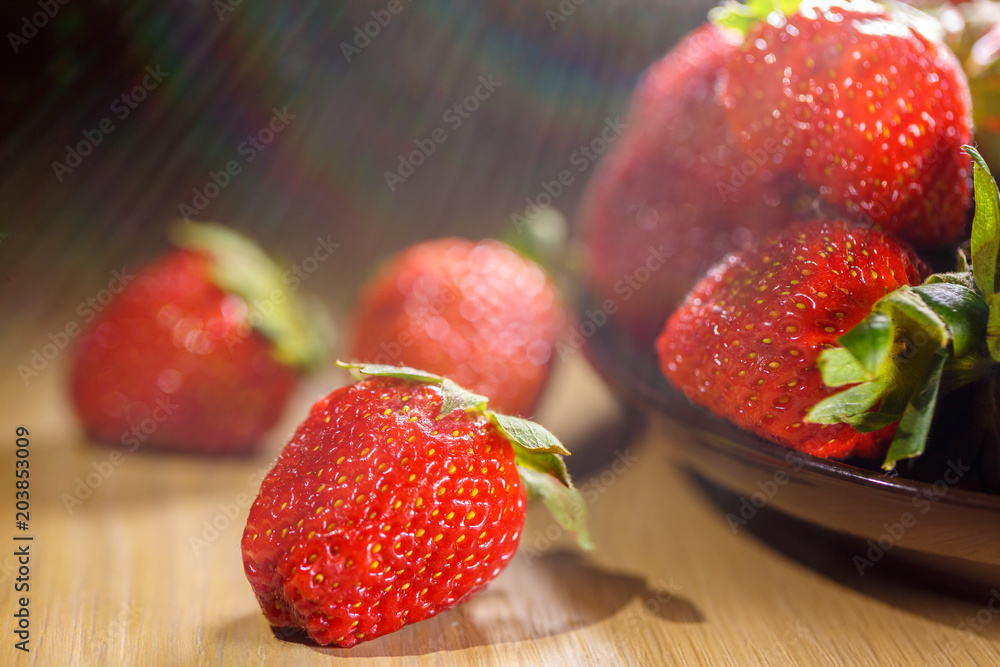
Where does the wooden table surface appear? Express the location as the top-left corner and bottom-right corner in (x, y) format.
(3, 349), (1000, 667)
(3, 4), (1000, 663)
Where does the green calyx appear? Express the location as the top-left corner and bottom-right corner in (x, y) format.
(170, 222), (329, 371)
(338, 361), (593, 550)
(807, 146), (1000, 469)
(710, 0), (942, 41)
(710, 0), (803, 36)
(502, 207), (569, 270)
(806, 282), (988, 469)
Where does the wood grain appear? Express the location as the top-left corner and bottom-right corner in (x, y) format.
(3, 353), (1000, 666)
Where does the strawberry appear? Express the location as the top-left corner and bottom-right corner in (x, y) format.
(348, 238), (564, 416)
(70, 223), (327, 454)
(241, 362), (589, 647)
(579, 23), (806, 346)
(657, 219), (928, 460)
(718, 0), (973, 247)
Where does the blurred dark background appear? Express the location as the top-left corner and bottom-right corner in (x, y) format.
(0, 0), (713, 372)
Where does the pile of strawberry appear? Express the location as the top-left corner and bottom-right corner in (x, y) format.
(580, 0), (1000, 471)
(70, 0), (1000, 651)
(581, 0), (973, 346)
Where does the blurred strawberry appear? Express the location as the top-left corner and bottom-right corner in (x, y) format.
(579, 23), (805, 347)
(70, 223), (327, 454)
(719, 0), (973, 246)
(658, 219), (928, 460)
(903, 0), (1000, 176)
(348, 238), (564, 416)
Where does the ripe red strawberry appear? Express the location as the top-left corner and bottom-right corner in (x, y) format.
(242, 363), (588, 647)
(657, 219), (928, 460)
(896, 0), (1000, 177)
(720, 0), (973, 246)
(579, 23), (806, 346)
(70, 223), (326, 454)
(348, 238), (564, 416)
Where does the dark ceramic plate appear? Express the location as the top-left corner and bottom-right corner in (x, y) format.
(582, 301), (1000, 594)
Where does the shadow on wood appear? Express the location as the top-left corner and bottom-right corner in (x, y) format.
(220, 550), (703, 658)
(687, 470), (1000, 641)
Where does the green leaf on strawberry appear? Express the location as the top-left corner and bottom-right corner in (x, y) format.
(491, 413), (572, 457)
(829, 312), (894, 383)
(170, 222), (329, 371)
(710, 0), (803, 36)
(808, 281), (989, 467)
(966, 146), (1000, 296)
(517, 466), (594, 551)
(340, 361), (444, 384)
(882, 347), (949, 469)
(808, 146), (1000, 469)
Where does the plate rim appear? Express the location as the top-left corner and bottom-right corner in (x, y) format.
(581, 323), (1000, 513)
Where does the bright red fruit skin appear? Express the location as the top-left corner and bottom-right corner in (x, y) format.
(657, 220), (927, 460)
(242, 377), (526, 647)
(580, 24), (804, 347)
(724, 0), (973, 246)
(70, 250), (298, 453)
(349, 238), (564, 416)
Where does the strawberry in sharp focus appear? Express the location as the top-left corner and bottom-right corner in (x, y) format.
(718, 0), (974, 247)
(579, 22), (807, 347)
(657, 219), (928, 460)
(70, 223), (327, 454)
(241, 362), (590, 647)
(348, 238), (564, 417)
